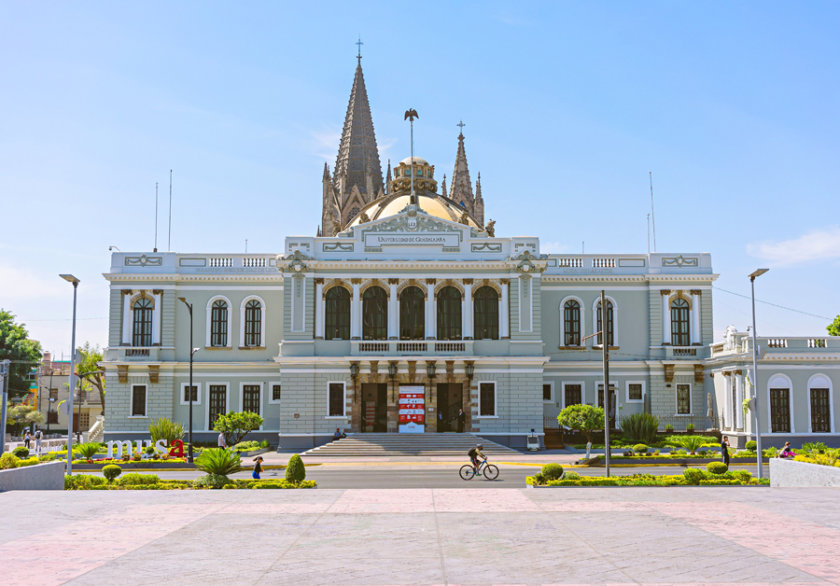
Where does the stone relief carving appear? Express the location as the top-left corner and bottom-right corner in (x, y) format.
(125, 255), (162, 267)
(471, 242), (502, 252)
(323, 242), (354, 252)
(662, 255), (699, 267)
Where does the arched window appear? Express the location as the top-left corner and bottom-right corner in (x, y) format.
(596, 300), (614, 346)
(243, 299), (262, 347)
(210, 299), (228, 347)
(563, 300), (581, 346)
(670, 298), (690, 346)
(325, 287), (351, 340)
(362, 286), (387, 340)
(474, 286), (498, 340)
(399, 286), (425, 340)
(347, 206), (360, 221)
(132, 297), (153, 347)
(437, 286), (462, 340)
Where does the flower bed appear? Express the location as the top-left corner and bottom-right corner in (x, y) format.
(527, 466), (768, 487)
(580, 455), (767, 466)
(64, 474), (316, 490)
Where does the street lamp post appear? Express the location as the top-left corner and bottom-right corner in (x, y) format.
(178, 298), (196, 464)
(749, 268), (769, 480)
(59, 274), (79, 475)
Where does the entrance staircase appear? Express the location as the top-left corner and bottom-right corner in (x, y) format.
(300, 433), (519, 458)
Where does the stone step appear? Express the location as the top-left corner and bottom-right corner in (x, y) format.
(300, 433), (518, 457)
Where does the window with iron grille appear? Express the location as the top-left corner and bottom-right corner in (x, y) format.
(770, 388), (791, 432)
(628, 383), (643, 401)
(132, 298), (153, 347)
(328, 383), (345, 417)
(564, 384), (582, 406)
(210, 300), (228, 347)
(47, 411), (58, 424)
(543, 383), (552, 402)
(131, 385), (146, 417)
(810, 388), (830, 433)
(474, 287), (499, 340)
(272, 384), (281, 402)
(436, 286), (462, 340)
(595, 301), (614, 346)
(563, 300), (581, 346)
(479, 382), (496, 416)
(244, 300), (262, 347)
(209, 385), (226, 427)
(676, 384), (691, 415)
(79, 412), (90, 430)
(671, 298), (690, 346)
(243, 385), (260, 415)
(325, 287), (351, 340)
(183, 385), (198, 403)
(362, 287), (387, 340)
(399, 286), (425, 340)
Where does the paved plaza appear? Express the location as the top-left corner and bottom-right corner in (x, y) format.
(2, 486), (839, 585)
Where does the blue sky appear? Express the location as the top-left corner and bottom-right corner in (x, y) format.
(2, 1), (839, 356)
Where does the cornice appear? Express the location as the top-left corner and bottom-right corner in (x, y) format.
(104, 273), (283, 283)
(541, 274), (717, 284)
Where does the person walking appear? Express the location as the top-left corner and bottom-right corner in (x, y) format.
(24, 431), (32, 450)
(457, 408), (466, 433)
(34, 428), (42, 455)
(720, 435), (730, 466)
(217, 431), (227, 449)
(252, 456), (264, 480)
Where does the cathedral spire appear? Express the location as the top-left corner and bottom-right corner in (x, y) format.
(449, 123), (474, 212)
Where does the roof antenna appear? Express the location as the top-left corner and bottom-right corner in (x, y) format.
(649, 171), (657, 252)
(245, 239), (248, 253)
(154, 182), (159, 252)
(404, 108), (419, 204)
(646, 213), (651, 254)
(167, 169), (173, 251)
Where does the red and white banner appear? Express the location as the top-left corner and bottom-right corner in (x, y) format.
(398, 385), (425, 433)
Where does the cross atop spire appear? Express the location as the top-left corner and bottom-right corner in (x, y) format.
(356, 37), (364, 60)
(457, 120), (466, 136)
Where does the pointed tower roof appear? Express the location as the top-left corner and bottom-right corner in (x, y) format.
(333, 56), (384, 198)
(449, 129), (474, 204)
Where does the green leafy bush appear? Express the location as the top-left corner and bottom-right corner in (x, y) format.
(144, 446), (156, 456)
(195, 448), (241, 477)
(76, 442), (100, 459)
(285, 454), (306, 483)
(232, 440), (260, 452)
(801, 442), (827, 454)
(118, 473), (159, 486)
(563, 471), (580, 480)
(12, 446), (29, 458)
(678, 436), (706, 455)
(665, 424), (673, 432)
(65, 474), (108, 490)
(764, 447), (778, 458)
(541, 463), (564, 480)
(102, 464), (122, 483)
(683, 468), (705, 485)
(260, 439), (270, 449)
(745, 440), (757, 451)
(213, 411), (264, 446)
(0, 453), (21, 469)
(532, 472), (546, 485)
(633, 444), (648, 455)
(557, 404), (605, 443)
(732, 470), (752, 482)
(706, 461), (728, 475)
(686, 423), (695, 432)
(193, 473), (231, 489)
(149, 417), (185, 443)
(620, 413), (660, 444)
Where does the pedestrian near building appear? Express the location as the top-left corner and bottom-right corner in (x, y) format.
(457, 408), (465, 433)
(720, 436), (730, 466)
(24, 431), (31, 450)
(217, 432), (226, 449)
(252, 456), (263, 480)
(34, 429), (42, 454)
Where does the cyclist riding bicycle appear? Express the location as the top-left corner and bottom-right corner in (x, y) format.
(468, 444), (486, 475)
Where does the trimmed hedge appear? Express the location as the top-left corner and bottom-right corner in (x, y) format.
(285, 454), (306, 483)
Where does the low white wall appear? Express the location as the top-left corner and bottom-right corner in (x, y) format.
(0, 461), (65, 491)
(770, 458), (840, 487)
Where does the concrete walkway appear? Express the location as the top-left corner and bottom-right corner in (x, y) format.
(2, 487), (839, 584)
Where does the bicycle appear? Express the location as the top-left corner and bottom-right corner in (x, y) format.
(459, 458), (499, 481)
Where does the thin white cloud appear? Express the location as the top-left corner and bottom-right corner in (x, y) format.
(747, 226), (840, 266)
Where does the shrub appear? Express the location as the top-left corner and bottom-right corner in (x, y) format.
(213, 411), (264, 446)
(686, 423), (695, 433)
(102, 465), (122, 483)
(144, 446), (156, 456)
(118, 473), (159, 486)
(678, 436), (706, 455)
(12, 446), (30, 458)
(65, 474), (107, 490)
(732, 470), (752, 482)
(76, 443), (100, 459)
(193, 473), (231, 489)
(633, 444), (648, 455)
(557, 404), (604, 444)
(801, 442), (827, 454)
(764, 447), (778, 458)
(149, 417), (185, 443)
(195, 448), (241, 476)
(541, 463), (564, 480)
(564, 471), (580, 480)
(745, 440), (757, 451)
(683, 468), (705, 485)
(706, 461), (728, 475)
(285, 454), (306, 483)
(665, 424), (674, 432)
(620, 413), (660, 444)
(0, 453), (21, 469)
(532, 472), (546, 485)
(232, 440), (260, 452)
(260, 439), (270, 449)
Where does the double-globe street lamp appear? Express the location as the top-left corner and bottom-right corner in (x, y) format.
(59, 274), (79, 475)
(178, 297), (199, 463)
(749, 268), (769, 481)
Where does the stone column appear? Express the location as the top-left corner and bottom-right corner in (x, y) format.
(122, 290), (132, 345)
(690, 289), (701, 345)
(499, 280), (509, 339)
(314, 279), (324, 339)
(351, 280), (361, 339)
(388, 279), (399, 339)
(152, 290), (163, 345)
(462, 279), (473, 339)
(661, 290), (672, 345)
(425, 279), (436, 339)
(735, 371), (744, 430)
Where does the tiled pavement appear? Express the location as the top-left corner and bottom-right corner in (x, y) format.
(1, 487), (839, 585)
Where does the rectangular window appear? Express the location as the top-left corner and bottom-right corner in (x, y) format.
(627, 383), (643, 402)
(810, 388), (830, 433)
(131, 385), (146, 417)
(79, 412), (90, 430)
(182, 385), (198, 403)
(564, 384), (582, 407)
(676, 384), (691, 415)
(479, 382), (496, 417)
(272, 384), (282, 402)
(328, 383), (345, 417)
(770, 388), (791, 433)
(47, 411), (59, 424)
(243, 385), (261, 415)
(597, 384), (616, 408)
(49, 388), (58, 401)
(543, 383), (552, 402)
(209, 385), (226, 428)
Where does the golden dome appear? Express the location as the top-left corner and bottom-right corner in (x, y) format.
(346, 193), (481, 229)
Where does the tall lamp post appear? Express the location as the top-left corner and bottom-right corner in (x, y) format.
(59, 274), (79, 475)
(177, 298), (197, 464)
(749, 268), (769, 480)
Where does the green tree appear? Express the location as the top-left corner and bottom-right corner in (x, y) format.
(76, 342), (105, 415)
(0, 310), (43, 399)
(828, 315), (840, 337)
(6, 403), (44, 436)
(557, 404), (604, 444)
(213, 411), (264, 446)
